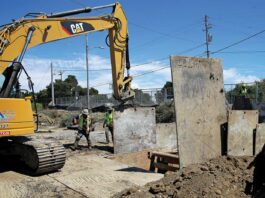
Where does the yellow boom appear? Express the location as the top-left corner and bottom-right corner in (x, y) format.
(0, 2), (133, 101)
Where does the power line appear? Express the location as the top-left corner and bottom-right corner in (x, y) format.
(55, 68), (111, 72)
(212, 29), (265, 54)
(131, 42), (205, 68)
(133, 66), (170, 78)
(215, 50), (265, 54)
(129, 22), (197, 43)
(91, 66), (171, 88)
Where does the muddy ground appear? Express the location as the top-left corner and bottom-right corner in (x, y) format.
(114, 155), (265, 198)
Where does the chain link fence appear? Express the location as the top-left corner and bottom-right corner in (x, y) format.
(224, 82), (265, 105)
(54, 88), (174, 110)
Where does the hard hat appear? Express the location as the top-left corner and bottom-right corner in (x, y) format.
(107, 107), (113, 111)
(82, 109), (89, 115)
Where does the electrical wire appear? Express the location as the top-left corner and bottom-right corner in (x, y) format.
(133, 66), (170, 78)
(90, 66), (170, 88)
(131, 42), (205, 68)
(54, 68), (111, 72)
(214, 50), (265, 54)
(129, 22), (197, 43)
(211, 29), (265, 54)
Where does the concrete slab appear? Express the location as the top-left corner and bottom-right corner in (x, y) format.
(170, 56), (227, 167)
(0, 154), (163, 198)
(156, 123), (177, 149)
(256, 123), (265, 154)
(113, 107), (156, 154)
(52, 154), (163, 198)
(227, 110), (258, 156)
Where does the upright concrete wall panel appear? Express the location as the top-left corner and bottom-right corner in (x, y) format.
(171, 56), (227, 167)
(255, 123), (265, 154)
(113, 107), (156, 154)
(156, 123), (177, 150)
(227, 110), (258, 156)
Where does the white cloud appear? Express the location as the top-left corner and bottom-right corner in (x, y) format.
(18, 54), (259, 96)
(223, 68), (260, 84)
(19, 54), (112, 93)
(18, 55), (172, 94)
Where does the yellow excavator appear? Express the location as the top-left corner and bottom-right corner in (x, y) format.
(0, 2), (134, 174)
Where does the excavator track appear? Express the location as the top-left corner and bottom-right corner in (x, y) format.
(0, 136), (66, 175)
(22, 138), (66, 175)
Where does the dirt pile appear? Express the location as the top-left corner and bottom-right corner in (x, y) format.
(156, 101), (175, 123)
(114, 156), (265, 198)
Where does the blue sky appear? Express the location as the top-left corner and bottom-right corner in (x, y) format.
(1, 0), (265, 93)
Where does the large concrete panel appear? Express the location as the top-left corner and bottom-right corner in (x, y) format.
(113, 107), (156, 154)
(256, 123), (265, 154)
(171, 56), (227, 167)
(228, 110), (258, 156)
(156, 123), (177, 150)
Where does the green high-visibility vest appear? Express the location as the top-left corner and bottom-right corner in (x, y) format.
(104, 112), (113, 125)
(78, 114), (91, 130)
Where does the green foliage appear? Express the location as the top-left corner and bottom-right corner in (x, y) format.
(32, 102), (43, 111)
(89, 87), (99, 95)
(64, 75), (78, 87)
(156, 101), (175, 123)
(36, 75), (99, 102)
(226, 80), (265, 103)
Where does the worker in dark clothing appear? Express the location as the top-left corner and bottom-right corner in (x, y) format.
(103, 108), (113, 144)
(71, 109), (92, 150)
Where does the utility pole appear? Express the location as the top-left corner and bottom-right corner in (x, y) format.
(204, 15), (212, 58)
(86, 34), (90, 111)
(51, 62), (55, 106)
(85, 34), (104, 111)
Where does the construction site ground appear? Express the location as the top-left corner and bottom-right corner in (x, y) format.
(1, 127), (265, 198)
(115, 156), (265, 198)
(0, 128), (163, 198)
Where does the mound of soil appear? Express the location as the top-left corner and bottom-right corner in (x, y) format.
(114, 156), (265, 198)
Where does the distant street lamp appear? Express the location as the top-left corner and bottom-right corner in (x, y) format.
(85, 34), (104, 111)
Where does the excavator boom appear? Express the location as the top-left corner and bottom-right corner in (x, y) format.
(0, 2), (134, 101)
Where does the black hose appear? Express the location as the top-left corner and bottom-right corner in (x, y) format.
(20, 65), (39, 132)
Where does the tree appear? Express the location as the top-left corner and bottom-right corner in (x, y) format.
(64, 75), (78, 87)
(36, 75), (99, 102)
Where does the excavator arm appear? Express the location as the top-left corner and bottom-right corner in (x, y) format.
(0, 2), (134, 101)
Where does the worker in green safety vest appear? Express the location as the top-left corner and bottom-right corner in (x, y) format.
(71, 109), (92, 150)
(103, 107), (113, 144)
(240, 83), (248, 97)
